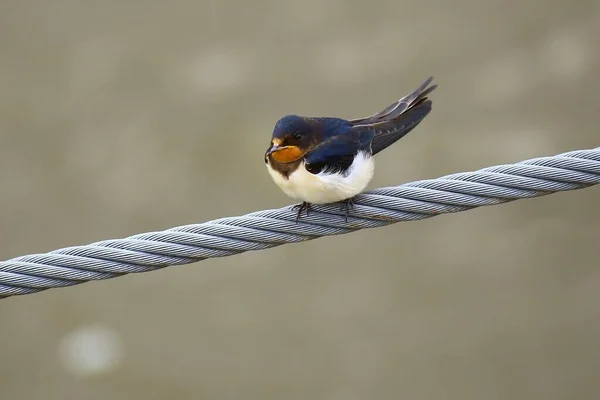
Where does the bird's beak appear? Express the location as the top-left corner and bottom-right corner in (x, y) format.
(267, 139), (286, 156)
(266, 143), (281, 156)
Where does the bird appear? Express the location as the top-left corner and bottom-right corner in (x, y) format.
(264, 76), (437, 221)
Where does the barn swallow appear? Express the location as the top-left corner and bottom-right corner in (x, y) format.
(265, 76), (437, 221)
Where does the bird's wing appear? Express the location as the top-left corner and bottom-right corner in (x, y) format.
(351, 77), (436, 125)
(350, 77), (436, 155)
(304, 129), (374, 174)
(353, 98), (432, 155)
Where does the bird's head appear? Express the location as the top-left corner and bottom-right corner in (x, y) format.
(265, 115), (315, 164)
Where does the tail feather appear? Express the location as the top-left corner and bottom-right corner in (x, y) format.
(351, 77), (436, 155)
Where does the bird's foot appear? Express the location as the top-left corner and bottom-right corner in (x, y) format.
(292, 202), (312, 222)
(340, 198), (355, 222)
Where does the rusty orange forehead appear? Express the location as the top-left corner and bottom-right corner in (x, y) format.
(272, 138), (283, 146)
(270, 146), (305, 163)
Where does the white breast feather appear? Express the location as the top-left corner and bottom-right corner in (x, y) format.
(266, 151), (375, 204)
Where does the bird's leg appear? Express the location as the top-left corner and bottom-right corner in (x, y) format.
(340, 198), (355, 222)
(292, 202), (312, 222)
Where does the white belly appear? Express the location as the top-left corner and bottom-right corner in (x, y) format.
(266, 151), (375, 204)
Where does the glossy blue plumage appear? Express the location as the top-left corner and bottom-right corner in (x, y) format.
(273, 115), (351, 138)
(305, 121), (374, 173)
(272, 116), (368, 172)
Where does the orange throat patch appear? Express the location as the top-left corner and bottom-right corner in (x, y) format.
(270, 146), (304, 163)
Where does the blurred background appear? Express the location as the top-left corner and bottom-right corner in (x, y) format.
(1, 0), (599, 399)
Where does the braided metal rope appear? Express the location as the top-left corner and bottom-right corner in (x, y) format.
(1, 147), (599, 299)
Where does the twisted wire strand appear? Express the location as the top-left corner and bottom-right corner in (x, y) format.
(1, 147), (599, 299)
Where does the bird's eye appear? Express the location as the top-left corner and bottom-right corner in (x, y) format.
(292, 132), (302, 140)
